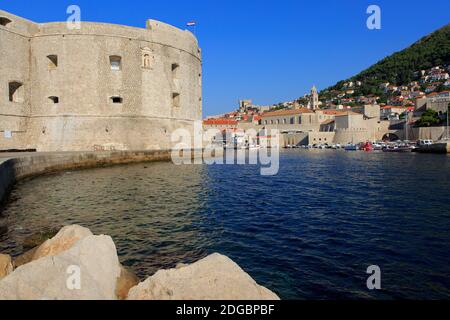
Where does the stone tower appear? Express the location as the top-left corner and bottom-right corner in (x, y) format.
(309, 85), (319, 110)
(0, 9), (202, 152)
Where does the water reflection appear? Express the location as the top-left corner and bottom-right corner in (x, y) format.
(0, 163), (213, 277)
(1, 151), (449, 299)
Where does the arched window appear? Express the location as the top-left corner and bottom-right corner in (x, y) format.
(143, 54), (151, 69)
(141, 47), (153, 69)
(0, 17), (12, 27)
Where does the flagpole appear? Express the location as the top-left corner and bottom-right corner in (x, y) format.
(187, 21), (197, 36)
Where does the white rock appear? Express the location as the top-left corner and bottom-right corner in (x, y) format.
(32, 225), (93, 261)
(0, 254), (13, 279)
(127, 253), (280, 300)
(0, 235), (121, 300)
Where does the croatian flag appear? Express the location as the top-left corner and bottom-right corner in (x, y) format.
(187, 21), (196, 27)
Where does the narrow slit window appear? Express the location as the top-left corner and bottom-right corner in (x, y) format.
(0, 17), (12, 27)
(48, 96), (59, 104)
(47, 55), (58, 69)
(110, 96), (123, 104)
(110, 56), (122, 71)
(172, 93), (180, 108)
(172, 63), (179, 79)
(9, 81), (24, 103)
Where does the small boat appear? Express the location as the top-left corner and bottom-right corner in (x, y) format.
(416, 140), (449, 154)
(372, 143), (383, 151)
(382, 145), (412, 153)
(361, 142), (373, 152)
(344, 144), (358, 151)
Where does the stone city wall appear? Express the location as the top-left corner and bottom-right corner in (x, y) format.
(0, 10), (202, 152)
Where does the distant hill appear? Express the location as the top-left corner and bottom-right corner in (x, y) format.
(322, 23), (450, 97)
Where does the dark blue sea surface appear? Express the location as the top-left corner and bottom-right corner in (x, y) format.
(1, 150), (449, 299)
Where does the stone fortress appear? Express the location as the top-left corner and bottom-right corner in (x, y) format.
(0, 10), (202, 152)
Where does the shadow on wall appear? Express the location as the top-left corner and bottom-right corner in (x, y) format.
(0, 159), (16, 214)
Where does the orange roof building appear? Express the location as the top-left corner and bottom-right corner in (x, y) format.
(203, 118), (238, 126)
(260, 108), (312, 118)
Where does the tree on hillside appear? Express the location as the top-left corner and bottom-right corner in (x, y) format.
(415, 109), (441, 127)
(435, 83), (447, 92)
(324, 24), (450, 93)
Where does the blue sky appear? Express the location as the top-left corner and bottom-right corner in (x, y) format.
(1, 0), (449, 116)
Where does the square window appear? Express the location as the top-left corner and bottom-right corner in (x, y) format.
(110, 56), (122, 71)
(4, 130), (12, 139)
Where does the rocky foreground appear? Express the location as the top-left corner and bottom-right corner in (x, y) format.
(0, 225), (279, 300)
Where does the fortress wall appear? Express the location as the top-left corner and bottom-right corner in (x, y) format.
(36, 21), (200, 59)
(0, 10), (38, 150)
(26, 117), (196, 151)
(0, 10), (39, 36)
(333, 129), (380, 144)
(0, 13), (202, 152)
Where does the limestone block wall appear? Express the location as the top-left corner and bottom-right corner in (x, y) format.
(308, 132), (335, 145)
(409, 126), (447, 141)
(0, 10), (202, 152)
(0, 11), (38, 150)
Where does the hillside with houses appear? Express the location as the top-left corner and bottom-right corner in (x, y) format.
(205, 23), (450, 133)
(203, 24), (450, 150)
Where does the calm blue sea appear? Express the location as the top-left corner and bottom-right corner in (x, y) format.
(1, 150), (449, 299)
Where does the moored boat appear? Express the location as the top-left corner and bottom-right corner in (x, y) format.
(344, 144), (358, 151)
(416, 140), (449, 154)
(382, 145), (412, 153)
(361, 141), (373, 152)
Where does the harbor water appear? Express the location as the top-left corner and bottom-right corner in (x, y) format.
(0, 150), (449, 299)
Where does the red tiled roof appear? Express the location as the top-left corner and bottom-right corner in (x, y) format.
(380, 105), (407, 109)
(427, 90), (450, 97)
(334, 111), (361, 117)
(203, 118), (238, 126)
(321, 110), (348, 115)
(261, 108), (312, 118)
